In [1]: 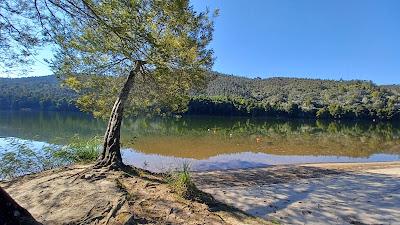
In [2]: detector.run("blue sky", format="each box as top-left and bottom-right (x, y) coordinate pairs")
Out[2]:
(5, 0), (400, 84)
(192, 0), (400, 84)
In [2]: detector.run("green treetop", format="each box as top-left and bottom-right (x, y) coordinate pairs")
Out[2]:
(48, 0), (217, 118)
(35, 0), (217, 168)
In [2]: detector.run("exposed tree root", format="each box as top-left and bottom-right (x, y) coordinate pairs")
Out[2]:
(77, 201), (112, 225)
(3, 165), (269, 225)
(105, 197), (127, 225)
(69, 163), (136, 183)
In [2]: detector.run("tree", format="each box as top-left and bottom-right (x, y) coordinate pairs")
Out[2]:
(43, 0), (216, 169)
(0, 0), (46, 74)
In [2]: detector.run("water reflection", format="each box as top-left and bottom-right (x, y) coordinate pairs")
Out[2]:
(122, 151), (400, 172)
(1, 111), (400, 171)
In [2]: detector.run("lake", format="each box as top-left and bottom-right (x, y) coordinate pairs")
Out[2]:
(1, 111), (400, 171)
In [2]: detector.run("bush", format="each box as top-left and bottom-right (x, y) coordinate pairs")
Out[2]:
(52, 136), (101, 163)
(165, 163), (197, 199)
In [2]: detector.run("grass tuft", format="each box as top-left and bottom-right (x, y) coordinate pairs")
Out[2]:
(165, 162), (198, 199)
(52, 136), (101, 163)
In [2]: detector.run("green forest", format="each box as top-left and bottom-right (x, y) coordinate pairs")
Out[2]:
(1, 74), (400, 120)
(0, 76), (78, 111)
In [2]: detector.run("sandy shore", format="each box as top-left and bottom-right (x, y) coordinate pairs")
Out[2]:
(193, 161), (400, 225)
(2, 165), (268, 225)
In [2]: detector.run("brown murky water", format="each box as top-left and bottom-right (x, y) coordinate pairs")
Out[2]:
(1, 111), (400, 171)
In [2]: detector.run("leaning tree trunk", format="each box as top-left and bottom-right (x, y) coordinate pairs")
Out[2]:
(95, 61), (144, 169)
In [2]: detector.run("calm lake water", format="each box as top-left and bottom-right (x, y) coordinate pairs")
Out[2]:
(1, 111), (400, 171)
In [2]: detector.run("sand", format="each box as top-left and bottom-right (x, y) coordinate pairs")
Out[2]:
(3, 162), (399, 224)
(2, 165), (269, 225)
(193, 162), (400, 225)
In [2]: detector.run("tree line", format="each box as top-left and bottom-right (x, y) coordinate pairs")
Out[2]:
(1, 73), (400, 120)
(0, 76), (78, 111)
(188, 73), (400, 120)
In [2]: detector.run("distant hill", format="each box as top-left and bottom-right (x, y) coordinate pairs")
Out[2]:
(202, 73), (399, 102)
(191, 73), (400, 119)
(1, 74), (400, 120)
(0, 75), (77, 111)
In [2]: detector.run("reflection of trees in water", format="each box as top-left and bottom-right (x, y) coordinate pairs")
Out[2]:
(1, 111), (400, 158)
(122, 116), (400, 139)
(122, 117), (400, 158)
(0, 111), (105, 144)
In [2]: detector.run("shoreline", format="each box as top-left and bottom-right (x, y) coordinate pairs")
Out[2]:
(2, 161), (399, 224)
(299, 160), (400, 170)
(193, 161), (400, 225)
(186, 160), (400, 174)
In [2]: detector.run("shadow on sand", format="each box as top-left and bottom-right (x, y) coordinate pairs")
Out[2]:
(194, 165), (400, 225)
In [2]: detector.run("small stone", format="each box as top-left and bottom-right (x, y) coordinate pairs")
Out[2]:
(13, 210), (21, 217)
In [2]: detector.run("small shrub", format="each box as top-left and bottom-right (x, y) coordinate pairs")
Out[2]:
(165, 163), (197, 199)
(52, 136), (101, 163)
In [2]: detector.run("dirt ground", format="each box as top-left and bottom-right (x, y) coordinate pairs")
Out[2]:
(1, 165), (269, 225)
(193, 162), (400, 225)
(3, 162), (399, 225)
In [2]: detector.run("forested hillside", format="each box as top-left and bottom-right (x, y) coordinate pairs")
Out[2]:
(0, 76), (78, 111)
(189, 73), (400, 120)
(1, 74), (400, 120)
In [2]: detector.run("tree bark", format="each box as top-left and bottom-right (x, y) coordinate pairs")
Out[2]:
(0, 187), (41, 225)
(95, 61), (144, 169)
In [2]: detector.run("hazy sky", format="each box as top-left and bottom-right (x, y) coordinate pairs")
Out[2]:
(5, 0), (400, 84)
